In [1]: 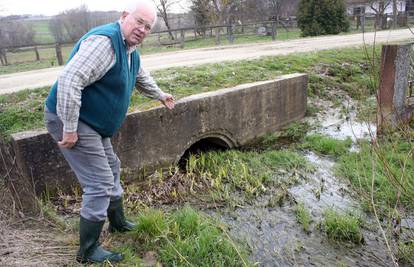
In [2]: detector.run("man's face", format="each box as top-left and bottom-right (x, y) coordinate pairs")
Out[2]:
(120, 6), (154, 47)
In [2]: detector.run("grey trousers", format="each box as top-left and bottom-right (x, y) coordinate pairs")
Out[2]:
(44, 109), (123, 222)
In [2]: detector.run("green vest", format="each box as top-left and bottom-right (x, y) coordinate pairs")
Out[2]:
(45, 22), (140, 137)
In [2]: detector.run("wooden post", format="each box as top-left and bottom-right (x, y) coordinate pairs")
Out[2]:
(215, 27), (221, 45)
(55, 43), (64, 66)
(227, 25), (234, 44)
(0, 48), (7, 66)
(377, 43), (413, 134)
(180, 29), (185, 49)
(34, 46), (40, 61)
(271, 22), (277, 41)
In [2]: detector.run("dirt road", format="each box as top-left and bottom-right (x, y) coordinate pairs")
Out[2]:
(0, 29), (412, 95)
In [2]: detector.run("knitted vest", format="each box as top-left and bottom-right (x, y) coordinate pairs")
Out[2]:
(45, 22), (140, 137)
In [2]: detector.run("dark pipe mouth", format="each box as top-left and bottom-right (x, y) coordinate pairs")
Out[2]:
(178, 137), (230, 171)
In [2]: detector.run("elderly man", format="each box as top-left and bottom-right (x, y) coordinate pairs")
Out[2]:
(44, 0), (174, 263)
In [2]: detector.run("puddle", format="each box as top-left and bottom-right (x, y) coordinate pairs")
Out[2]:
(289, 152), (358, 216)
(308, 96), (376, 142)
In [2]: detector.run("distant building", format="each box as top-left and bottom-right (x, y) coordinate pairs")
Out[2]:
(346, 0), (406, 15)
(407, 0), (414, 15)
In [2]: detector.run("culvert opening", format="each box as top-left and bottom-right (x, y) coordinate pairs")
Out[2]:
(178, 137), (230, 171)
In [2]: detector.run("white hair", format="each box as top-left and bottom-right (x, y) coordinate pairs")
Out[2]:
(124, 0), (158, 26)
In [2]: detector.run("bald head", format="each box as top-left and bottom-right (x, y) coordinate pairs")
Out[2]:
(123, 0), (157, 27)
(120, 0), (158, 47)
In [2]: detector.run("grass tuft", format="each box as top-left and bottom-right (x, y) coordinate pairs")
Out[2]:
(123, 206), (248, 266)
(294, 202), (312, 233)
(302, 134), (352, 157)
(323, 209), (363, 244)
(133, 209), (169, 243)
(397, 240), (414, 265)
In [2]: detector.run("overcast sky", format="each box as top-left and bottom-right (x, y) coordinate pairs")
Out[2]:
(0, 0), (190, 16)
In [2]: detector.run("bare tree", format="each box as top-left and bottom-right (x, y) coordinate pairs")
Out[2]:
(210, 0), (239, 24)
(0, 24), (7, 65)
(61, 5), (91, 42)
(268, 0), (282, 22)
(191, 0), (212, 36)
(369, 0), (391, 29)
(392, 0), (397, 28)
(153, 0), (182, 40)
(0, 19), (35, 65)
(49, 17), (67, 43)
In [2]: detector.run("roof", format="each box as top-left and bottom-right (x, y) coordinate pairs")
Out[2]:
(346, 0), (370, 4)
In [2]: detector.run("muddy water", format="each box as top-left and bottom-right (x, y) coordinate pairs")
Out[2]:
(208, 98), (398, 266)
(209, 152), (393, 266)
(308, 96), (377, 142)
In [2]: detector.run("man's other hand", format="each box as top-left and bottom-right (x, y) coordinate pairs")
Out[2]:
(160, 93), (175, 110)
(58, 132), (78, 149)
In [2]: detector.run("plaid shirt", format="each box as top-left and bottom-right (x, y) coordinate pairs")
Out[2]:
(57, 28), (165, 133)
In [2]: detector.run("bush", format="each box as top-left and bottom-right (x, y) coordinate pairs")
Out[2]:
(297, 0), (350, 37)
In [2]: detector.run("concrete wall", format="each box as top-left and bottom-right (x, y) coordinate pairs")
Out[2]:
(10, 73), (307, 201)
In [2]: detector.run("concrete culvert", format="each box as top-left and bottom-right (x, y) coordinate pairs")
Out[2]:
(9, 75), (308, 211)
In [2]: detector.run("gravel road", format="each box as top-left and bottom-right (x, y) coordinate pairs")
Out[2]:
(0, 29), (411, 95)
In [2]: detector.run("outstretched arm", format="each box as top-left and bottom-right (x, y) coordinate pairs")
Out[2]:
(135, 67), (175, 109)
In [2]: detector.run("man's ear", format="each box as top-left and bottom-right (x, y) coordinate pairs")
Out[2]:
(121, 11), (129, 21)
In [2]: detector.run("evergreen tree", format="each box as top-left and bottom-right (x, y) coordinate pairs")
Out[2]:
(297, 0), (349, 36)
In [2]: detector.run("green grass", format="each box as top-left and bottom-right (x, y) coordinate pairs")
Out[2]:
(0, 44), (73, 74)
(301, 134), (353, 157)
(397, 240), (414, 265)
(0, 87), (49, 139)
(323, 209), (363, 244)
(23, 20), (55, 44)
(185, 149), (312, 204)
(336, 135), (414, 214)
(294, 202), (312, 233)
(246, 122), (310, 151)
(117, 206), (249, 266)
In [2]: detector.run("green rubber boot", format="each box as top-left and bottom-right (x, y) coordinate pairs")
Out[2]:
(76, 216), (123, 264)
(107, 198), (136, 233)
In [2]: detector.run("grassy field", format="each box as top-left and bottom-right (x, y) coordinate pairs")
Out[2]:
(22, 19), (55, 44)
(1, 46), (413, 265)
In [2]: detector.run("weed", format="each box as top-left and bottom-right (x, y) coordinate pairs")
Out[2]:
(323, 209), (363, 244)
(397, 240), (414, 265)
(122, 206), (248, 266)
(132, 209), (169, 246)
(38, 200), (68, 230)
(336, 137), (414, 215)
(282, 122), (310, 142)
(301, 134), (352, 157)
(294, 202), (312, 233)
(185, 149), (311, 204)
